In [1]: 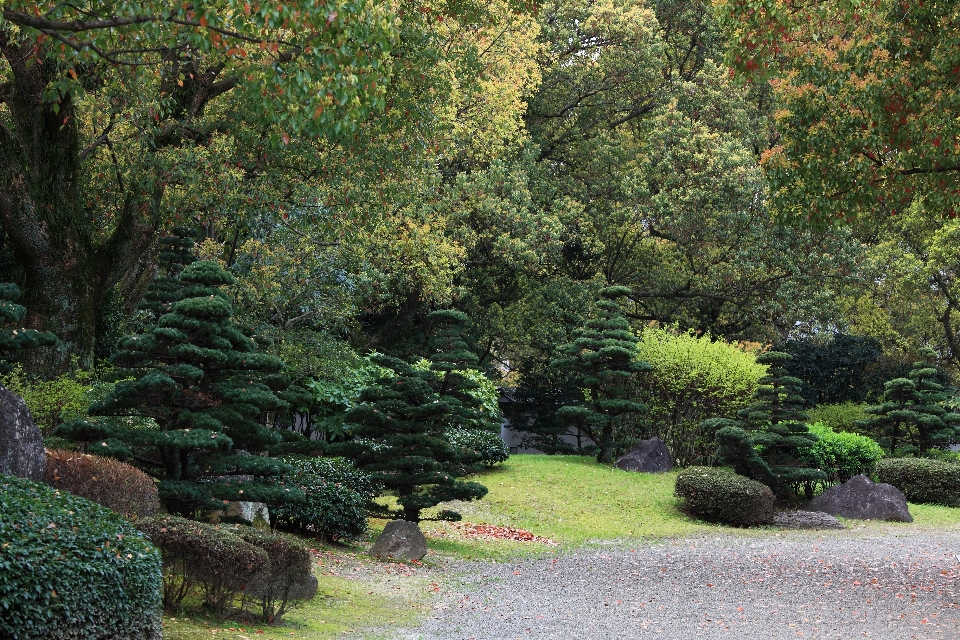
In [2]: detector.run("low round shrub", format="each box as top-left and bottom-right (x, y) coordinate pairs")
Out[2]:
(236, 529), (315, 624)
(136, 515), (269, 619)
(876, 457), (960, 506)
(271, 456), (378, 541)
(0, 474), (162, 639)
(797, 423), (884, 484)
(674, 466), (775, 527)
(446, 427), (510, 467)
(44, 449), (159, 517)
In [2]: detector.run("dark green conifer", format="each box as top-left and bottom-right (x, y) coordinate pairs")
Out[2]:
(425, 309), (502, 433)
(328, 354), (487, 523)
(0, 282), (57, 374)
(551, 286), (650, 463)
(707, 351), (825, 498)
(857, 347), (960, 455)
(58, 250), (296, 515)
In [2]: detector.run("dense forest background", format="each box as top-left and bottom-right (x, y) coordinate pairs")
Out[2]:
(3, 0), (959, 429)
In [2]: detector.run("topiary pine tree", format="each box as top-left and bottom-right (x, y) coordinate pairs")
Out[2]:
(706, 351), (825, 499)
(551, 286), (651, 463)
(327, 354), (488, 523)
(424, 309), (503, 434)
(857, 347), (960, 456)
(57, 255), (297, 516)
(0, 282), (57, 374)
(138, 226), (198, 319)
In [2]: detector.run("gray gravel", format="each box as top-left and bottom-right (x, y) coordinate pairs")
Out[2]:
(400, 531), (960, 639)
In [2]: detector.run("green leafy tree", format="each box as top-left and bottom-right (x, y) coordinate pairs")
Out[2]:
(707, 351), (825, 498)
(327, 354), (487, 523)
(0, 282), (57, 374)
(552, 286), (651, 463)
(0, 0), (398, 374)
(57, 258), (296, 515)
(857, 348), (960, 456)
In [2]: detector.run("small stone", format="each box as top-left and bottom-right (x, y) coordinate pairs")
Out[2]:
(0, 384), (44, 481)
(772, 510), (844, 530)
(805, 474), (912, 523)
(614, 437), (673, 473)
(369, 520), (427, 561)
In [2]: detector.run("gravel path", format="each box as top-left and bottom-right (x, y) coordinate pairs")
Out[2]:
(401, 531), (960, 639)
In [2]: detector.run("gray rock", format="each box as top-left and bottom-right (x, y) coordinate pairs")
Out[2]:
(287, 574), (319, 601)
(0, 384), (44, 481)
(369, 520), (427, 561)
(773, 510), (845, 530)
(614, 437), (673, 473)
(805, 474), (912, 522)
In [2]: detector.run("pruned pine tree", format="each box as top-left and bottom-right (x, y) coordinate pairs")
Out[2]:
(0, 283), (57, 374)
(857, 347), (960, 456)
(328, 354), (487, 523)
(58, 257), (296, 516)
(552, 286), (650, 463)
(138, 227), (198, 319)
(708, 351), (825, 498)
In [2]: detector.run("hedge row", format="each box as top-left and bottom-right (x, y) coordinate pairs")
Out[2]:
(877, 458), (960, 507)
(0, 474), (162, 639)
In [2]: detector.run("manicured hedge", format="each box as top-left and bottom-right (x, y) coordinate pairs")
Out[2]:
(136, 515), (269, 619)
(236, 529), (314, 623)
(877, 457), (960, 506)
(271, 456), (377, 541)
(797, 423), (884, 484)
(44, 449), (159, 517)
(0, 474), (162, 639)
(674, 466), (775, 527)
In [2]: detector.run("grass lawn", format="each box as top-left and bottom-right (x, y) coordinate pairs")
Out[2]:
(163, 454), (960, 639)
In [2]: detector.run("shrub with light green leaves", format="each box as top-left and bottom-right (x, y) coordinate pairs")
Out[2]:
(635, 328), (766, 466)
(271, 456), (378, 541)
(797, 423), (884, 484)
(877, 457), (960, 507)
(806, 402), (871, 435)
(0, 474), (162, 639)
(674, 466), (775, 527)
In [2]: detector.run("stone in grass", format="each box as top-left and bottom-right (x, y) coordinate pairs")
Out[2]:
(805, 474), (912, 523)
(614, 437), (673, 473)
(773, 510), (844, 530)
(0, 385), (44, 481)
(369, 520), (428, 561)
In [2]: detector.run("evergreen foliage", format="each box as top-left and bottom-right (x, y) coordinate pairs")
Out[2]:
(424, 309), (503, 433)
(856, 348), (960, 455)
(706, 351), (825, 498)
(674, 466), (775, 527)
(551, 286), (650, 463)
(773, 334), (884, 405)
(57, 238), (298, 515)
(0, 282), (56, 374)
(327, 354), (487, 523)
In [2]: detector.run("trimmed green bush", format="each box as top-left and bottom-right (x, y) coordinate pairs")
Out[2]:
(876, 458), (960, 507)
(797, 423), (884, 484)
(0, 474), (162, 639)
(236, 529), (314, 624)
(446, 427), (510, 468)
(634, 328), (766, 467)
(271, 456), (378, 541)
(136, 515), (269, 619)
(674, 466), (775, 527)
(44, 449), (160, 518)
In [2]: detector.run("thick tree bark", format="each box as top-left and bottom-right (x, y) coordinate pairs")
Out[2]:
(0, 38), (158, 375)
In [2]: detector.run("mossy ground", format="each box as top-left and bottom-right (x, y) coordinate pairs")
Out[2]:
(163, 454), (960, 639)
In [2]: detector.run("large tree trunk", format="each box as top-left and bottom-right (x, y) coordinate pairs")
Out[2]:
(0, 38), (158, 376)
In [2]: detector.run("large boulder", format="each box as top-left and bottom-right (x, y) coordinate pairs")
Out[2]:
(615, 437), (673, 473)
(369, 520), (427, 561)
(805, 474), (912, 522)
(0, 384), (44, 481)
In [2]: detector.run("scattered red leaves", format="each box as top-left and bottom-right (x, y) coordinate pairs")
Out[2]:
(444, 521), (557, 545)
